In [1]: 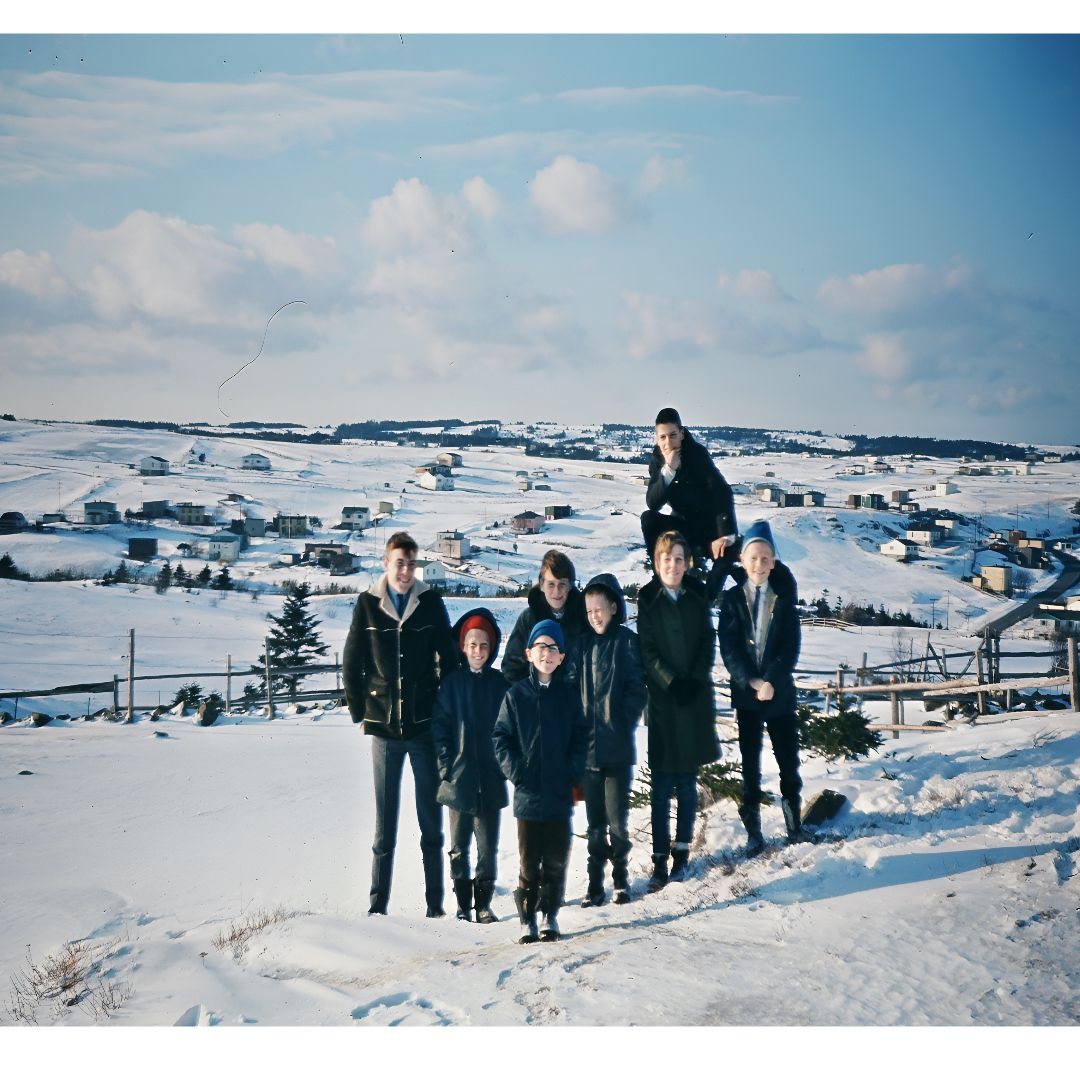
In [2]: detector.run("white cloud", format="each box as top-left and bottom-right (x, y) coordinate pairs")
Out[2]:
(233, 224), (339, 277)
(717, 268), (791, 303)
(530, 156), (626, 236)
(818, 262), (933, 312)
(461, 176), (502, 221)
(363, 177), (472, 254)
(0, 249), (69, 299)
(551, 85), (794, 107)
(423, 130), (683, 162)
(855, 333), (910, 380)
(638, 154), (688, 194)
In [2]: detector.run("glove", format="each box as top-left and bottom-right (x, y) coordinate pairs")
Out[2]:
(670, 676), (700, 707)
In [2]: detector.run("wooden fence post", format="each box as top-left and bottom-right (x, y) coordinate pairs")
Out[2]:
(1069, 637), (1080, 712)
(226, 653), (232, 713)
(127, 628), (135, 722)
(975, 647), (987, 716)
(113, 674), (120, 715)
(890, 691), (901, 740)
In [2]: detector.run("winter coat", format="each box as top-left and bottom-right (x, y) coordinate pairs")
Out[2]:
(636, 574), (721, 774)
(492, 672), (589, 821)
(718, 564), (801, 715)
(501, 584), (588, 684)
(342, 575), (458, 740)
(432, 608), (510, 815)
(645, 429), (737, 544)
(574, 573), (647, 770)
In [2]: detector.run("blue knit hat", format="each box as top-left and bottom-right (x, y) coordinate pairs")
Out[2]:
(741, 519), (777, 555)
(527, 619), (565, 652)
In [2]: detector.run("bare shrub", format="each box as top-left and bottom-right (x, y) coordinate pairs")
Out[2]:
(211, 905), (292, 960)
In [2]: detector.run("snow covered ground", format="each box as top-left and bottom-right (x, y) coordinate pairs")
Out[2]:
(2, 419), (1079, 1045)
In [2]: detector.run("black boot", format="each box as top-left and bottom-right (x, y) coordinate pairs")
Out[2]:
(452, 878), (473, 921)
(580, 869), (606, 908)
(513, 887), (539, 944)
(646, 855), (669, 893)
(474, 879), (498, 924)
(669, 846), (691, 882)
(539, 883), (562, 942)
(739, 802), (766, 857)
(782, 797), (808, 843)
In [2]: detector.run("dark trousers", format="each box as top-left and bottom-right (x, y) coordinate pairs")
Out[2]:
(583, 765), (633, 888)
(370, 733), (444, 912)
(640, 509), (735, 597)
(516, 818), (572, 900)
(448, 808), (500, 882)
(650, 770), (698, 856)
(737, 708), (803, 808)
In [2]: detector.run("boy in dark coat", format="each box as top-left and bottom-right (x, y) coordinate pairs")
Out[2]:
(432, 608), (510, 923)
(640, 407), (738, 596)
(493, 619), (589, 943)
(342, 532), (458, 917)
(575, 573), (647, 906)
(501, 549), (588, 684)
(637, 532), (721, 892)
(717, 520), (804, 855)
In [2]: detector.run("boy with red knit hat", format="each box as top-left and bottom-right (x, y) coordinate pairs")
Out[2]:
(432, 607), (510, 922)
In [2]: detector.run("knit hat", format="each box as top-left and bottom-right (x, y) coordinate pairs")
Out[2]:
(458, 612), (496, 650)
(654, 407), (682, 428)
(741, 519), (777, 555)
(527, 619), (565, 652)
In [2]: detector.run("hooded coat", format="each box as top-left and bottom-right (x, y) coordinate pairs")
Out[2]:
(342, 575), (458, 740)
(636, 574), (721, 773)
(575, 574), (647, 770)
(645, 428), (737, 545)
(432, 608), (510, 816)
(501, 584), (588, 684)
(492, 669), (589, 822)
(717, 563), (801, 714)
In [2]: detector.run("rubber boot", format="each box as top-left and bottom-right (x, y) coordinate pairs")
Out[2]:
(452, 878), (473, 921)
(646, 855), (669, 894)
(539, 883), (562, 942)
(669, 846), (691, 882)
(782, 796), (808, 844)
(580, 868), (606, 908)
(513, 887), (539, 944)
(474, 879), (498, 924)
(739, 802), (766, 857)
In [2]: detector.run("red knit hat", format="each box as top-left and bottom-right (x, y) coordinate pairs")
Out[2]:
(459, 613), (496, 650)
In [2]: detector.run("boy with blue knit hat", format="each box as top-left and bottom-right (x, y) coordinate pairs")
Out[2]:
(717, 519), (805, 855)
(493, 619), (589, 943)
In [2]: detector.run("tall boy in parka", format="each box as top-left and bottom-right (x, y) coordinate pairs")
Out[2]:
(432, 608), (509, 923)
(575, 574), (647, 906)
(637, 531), (721, 893)
(493, 619), (589, 944)
(502, 549), (588, 684)
(342, 531), (458, 917)
(717, 520), (804, 856)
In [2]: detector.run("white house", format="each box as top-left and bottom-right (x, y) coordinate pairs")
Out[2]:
(208, 532), (241, 563)
(341, 506), (371, 529)
(880, 539), (917, 562)
(84, 500), (120, 525)
(932, 481), (959, 497)
(905, 527), (942, 547)
(516, 477), (533, 492)
(420, 472), (454, 491)
(242, 452), (271, 471)
(436, 451), (462, 469)
(139, 455), (170, 476)
(415, 559), (447, 584)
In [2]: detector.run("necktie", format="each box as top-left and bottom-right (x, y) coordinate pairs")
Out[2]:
(753, 586), (762, 635)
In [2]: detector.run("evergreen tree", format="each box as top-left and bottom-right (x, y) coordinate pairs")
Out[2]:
(172, 682), (204, 708)
(798, 697), (884, 763)
(0, 553), (26, 580)
(173, 562), (189, 588)
(213, 565), (233, 591)
(114, 560), (131, 585)
(255, 582), (329, 700)
(197, 563), (213, 587)
(155, 561), (173, 593)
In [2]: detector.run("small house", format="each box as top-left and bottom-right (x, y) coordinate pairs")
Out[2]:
(973, 565), (1013, 597)
(242, 452), (271, 471)
(758, 485), (784, 505)
(420, 472), (454, 492)
(545, 505), (573, 521)
(0, 511), (29, 534)
(208, 532), (241, 564)
(511, 511), (545, 535)
(176, 503), (211, 527)
(141, 500), (170, 519)
(516, 477), (533, 492)
(890, 489), (912, 506)
(782, 491), (823, 508)
(274, 514), (309, 538)
(228, 516), (265, 538)
(128, 537), (158, 560)
(340, 506), (371, 530)
(437, 531), (471, 560)
(905, 527), (942, 547)
(436, 452), (463, 469)
(415, 559), (447, 584)
(846, 493), (886, 511)
(378, 500), (396, 516)
(139, 455), (170, 476)
(880, 539), (917, 562)
(591, 472), (615, 481)
(416, 463), (452, 478)
(932, 481), (959, 497)
(84, 501), (120, 525)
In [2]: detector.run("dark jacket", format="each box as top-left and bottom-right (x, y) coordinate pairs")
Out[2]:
(342, 576), (458, 740)
(432, 608), (510, 815)
(645, 429), (737, 544)
(636, 574), (720, 773)
(718, 565), (801, 715)
(501, 584), (588, 684)
(575, 574), (646, 770)
(492, 671), (589, 821)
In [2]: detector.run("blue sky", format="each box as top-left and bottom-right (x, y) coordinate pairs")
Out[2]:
(1, 31), (1078, 442)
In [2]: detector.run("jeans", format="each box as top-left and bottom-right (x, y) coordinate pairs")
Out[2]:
(448, 808), (501, 882)
(370, 733), (444, 913)
(650, 770), (698, 856)
(583, 765), (633, 889)
(737, 708), (803, 808)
